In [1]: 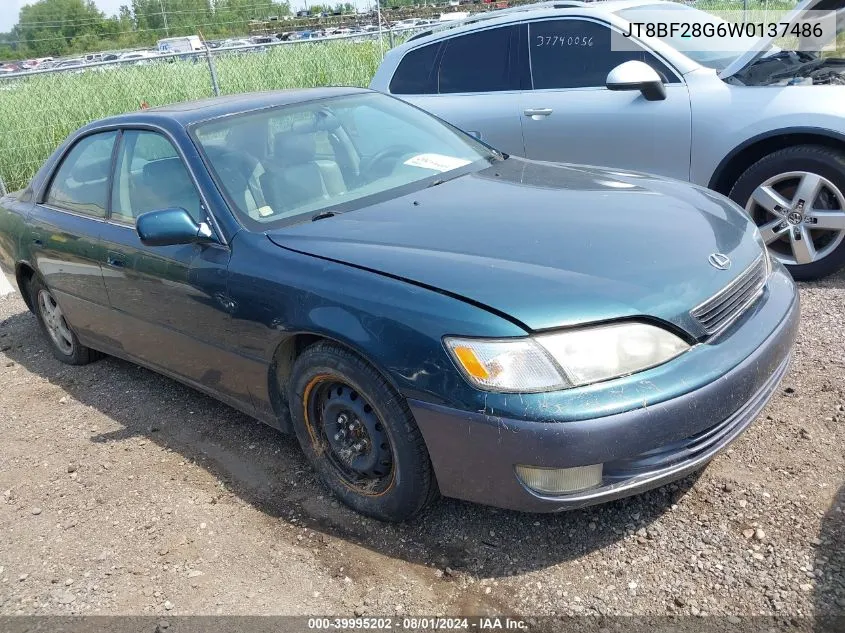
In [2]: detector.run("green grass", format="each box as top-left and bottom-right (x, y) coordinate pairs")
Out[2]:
(0, 2), (841, 193)
(0, 38), (384, 193)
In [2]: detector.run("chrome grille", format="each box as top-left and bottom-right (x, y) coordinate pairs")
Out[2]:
(691, 255), (767, 337)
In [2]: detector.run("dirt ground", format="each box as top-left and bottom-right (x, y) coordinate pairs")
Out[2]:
(0, 270), (842, 619)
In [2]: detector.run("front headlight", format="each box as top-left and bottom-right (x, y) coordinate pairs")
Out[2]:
(445, 322), (689, 393)
(752, 226), (774, 277)
(535, 322), (689, 387)
(443, 337), (567, 392)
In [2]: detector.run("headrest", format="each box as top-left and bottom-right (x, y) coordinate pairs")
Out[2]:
(274, 132), (316, 166)
(143, 158), (189, 192)
(226, 119), (268, 156)
(289, 109), (341, 134)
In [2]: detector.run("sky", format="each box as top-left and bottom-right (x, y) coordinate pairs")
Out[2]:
(0, 0), (127, 32)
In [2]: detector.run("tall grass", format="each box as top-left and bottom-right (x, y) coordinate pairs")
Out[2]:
(0, 38), (383, 193)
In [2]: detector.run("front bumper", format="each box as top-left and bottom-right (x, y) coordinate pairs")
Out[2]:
(409, 274), (799, 513)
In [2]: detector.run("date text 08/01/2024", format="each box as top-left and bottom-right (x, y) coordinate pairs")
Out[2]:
(307, 617), (529, 630)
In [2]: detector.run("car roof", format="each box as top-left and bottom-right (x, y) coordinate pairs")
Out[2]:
(403, 0), (672, 46)
(91, 87), (372, 129)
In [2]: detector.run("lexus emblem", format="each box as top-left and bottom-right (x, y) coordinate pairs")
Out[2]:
(708, 253), (731, 270)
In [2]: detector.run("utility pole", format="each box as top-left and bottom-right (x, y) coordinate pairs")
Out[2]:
(377, 0), (384, 57)
(159, 0), (170, 36)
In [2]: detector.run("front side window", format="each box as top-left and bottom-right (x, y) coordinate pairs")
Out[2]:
(110, 131), (202, 224)
(46, 131), (117, 217)
(438, 26), (520, 93)
(192, 92), (499, 230)
(529, 19), (677, 90)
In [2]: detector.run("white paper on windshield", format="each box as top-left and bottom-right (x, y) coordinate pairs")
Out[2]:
(404, 153), (471, 172)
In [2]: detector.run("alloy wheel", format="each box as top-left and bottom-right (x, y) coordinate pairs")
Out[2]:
(37, 289), (75, 356)
(745, 170), (845, 266)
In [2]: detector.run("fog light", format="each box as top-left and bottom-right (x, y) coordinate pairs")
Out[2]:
(515, 464), (603, 495)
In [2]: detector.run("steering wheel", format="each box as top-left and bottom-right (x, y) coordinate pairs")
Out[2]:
(359, 144), (416, 180)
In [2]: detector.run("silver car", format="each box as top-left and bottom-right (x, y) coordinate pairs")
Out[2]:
(370, 0), (845, 279)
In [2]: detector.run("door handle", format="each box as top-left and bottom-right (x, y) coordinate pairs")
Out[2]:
(524, 108), (553, 118)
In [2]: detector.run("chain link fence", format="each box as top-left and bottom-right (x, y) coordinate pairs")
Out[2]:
(0, 0), (806, 194)
(0, 28), (423, 195)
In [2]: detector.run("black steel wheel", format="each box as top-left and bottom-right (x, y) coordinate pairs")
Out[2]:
(288, 342), (438, 521)
(308, 380), (395, 495)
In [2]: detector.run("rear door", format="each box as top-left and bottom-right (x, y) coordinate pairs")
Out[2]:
(388, 25), (528, 156)
(98, 129), (246, 408)
(519, 17), (692, 180)
(29, 130), (116, 347)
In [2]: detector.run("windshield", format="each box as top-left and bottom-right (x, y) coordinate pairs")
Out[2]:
(192, 92), (498, 229)
(615, 3), (764, 70)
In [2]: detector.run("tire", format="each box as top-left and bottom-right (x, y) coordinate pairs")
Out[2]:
(288, 341), (438, 522)
(29, 275), (96, 366)
(729, 145), (845, 281)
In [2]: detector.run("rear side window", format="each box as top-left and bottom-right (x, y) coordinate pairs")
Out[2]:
(529, 19), (678, 90)
(46, 131), (117, 218)
(389, 44), (440, 94)
(438, 26), (519, 94)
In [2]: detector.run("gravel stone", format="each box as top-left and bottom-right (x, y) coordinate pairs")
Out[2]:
(0, 273), (842, 617)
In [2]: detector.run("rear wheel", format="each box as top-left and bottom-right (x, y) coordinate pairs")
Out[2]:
(729, 145), (845, 281)
(288, 342), (438, 522)
(29, 276), (96, 365)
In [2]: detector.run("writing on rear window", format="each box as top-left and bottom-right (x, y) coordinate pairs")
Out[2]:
(535, 35), (594, 47)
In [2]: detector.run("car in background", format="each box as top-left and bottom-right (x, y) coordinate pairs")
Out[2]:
(370, 0), (845, 280)
(84, 52), (118, 63)
(55, 59), (85, 70)
(0, 88), (797, 521)
(220, 38), (253, 48)
(118, 50), (160, 65)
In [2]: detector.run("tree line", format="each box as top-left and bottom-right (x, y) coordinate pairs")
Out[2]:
(0, 0), (383, 60)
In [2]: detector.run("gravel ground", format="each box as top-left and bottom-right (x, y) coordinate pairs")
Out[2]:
(0, 272), (842, 619)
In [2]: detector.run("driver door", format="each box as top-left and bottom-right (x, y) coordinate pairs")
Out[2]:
(519, 18), (692, 181)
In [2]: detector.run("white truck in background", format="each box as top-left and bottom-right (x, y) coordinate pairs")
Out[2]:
(156, 35), (205, 54)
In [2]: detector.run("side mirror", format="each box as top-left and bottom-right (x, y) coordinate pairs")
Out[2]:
(606, 60), (666, 101)
(136, 208), (215, 247)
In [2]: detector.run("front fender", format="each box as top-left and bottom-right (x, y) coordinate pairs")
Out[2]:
(225, 232), (527, 410)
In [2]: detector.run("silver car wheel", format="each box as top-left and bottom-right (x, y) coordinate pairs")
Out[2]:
(746, 170), (845, 266)
(37, 289), (75, 356)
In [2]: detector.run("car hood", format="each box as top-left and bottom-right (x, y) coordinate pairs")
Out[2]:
(267, 158), (763, 334)
(719, 0), (845, 79)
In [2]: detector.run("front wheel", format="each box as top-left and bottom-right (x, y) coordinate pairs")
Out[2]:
(288, 342), (438, 522)
(730, 145), (845, 281)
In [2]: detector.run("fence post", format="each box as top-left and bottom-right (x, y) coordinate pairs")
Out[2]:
(0, 173), (7, 197)
(388, 26), (395, 48)
(205, 47), (221, 97)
